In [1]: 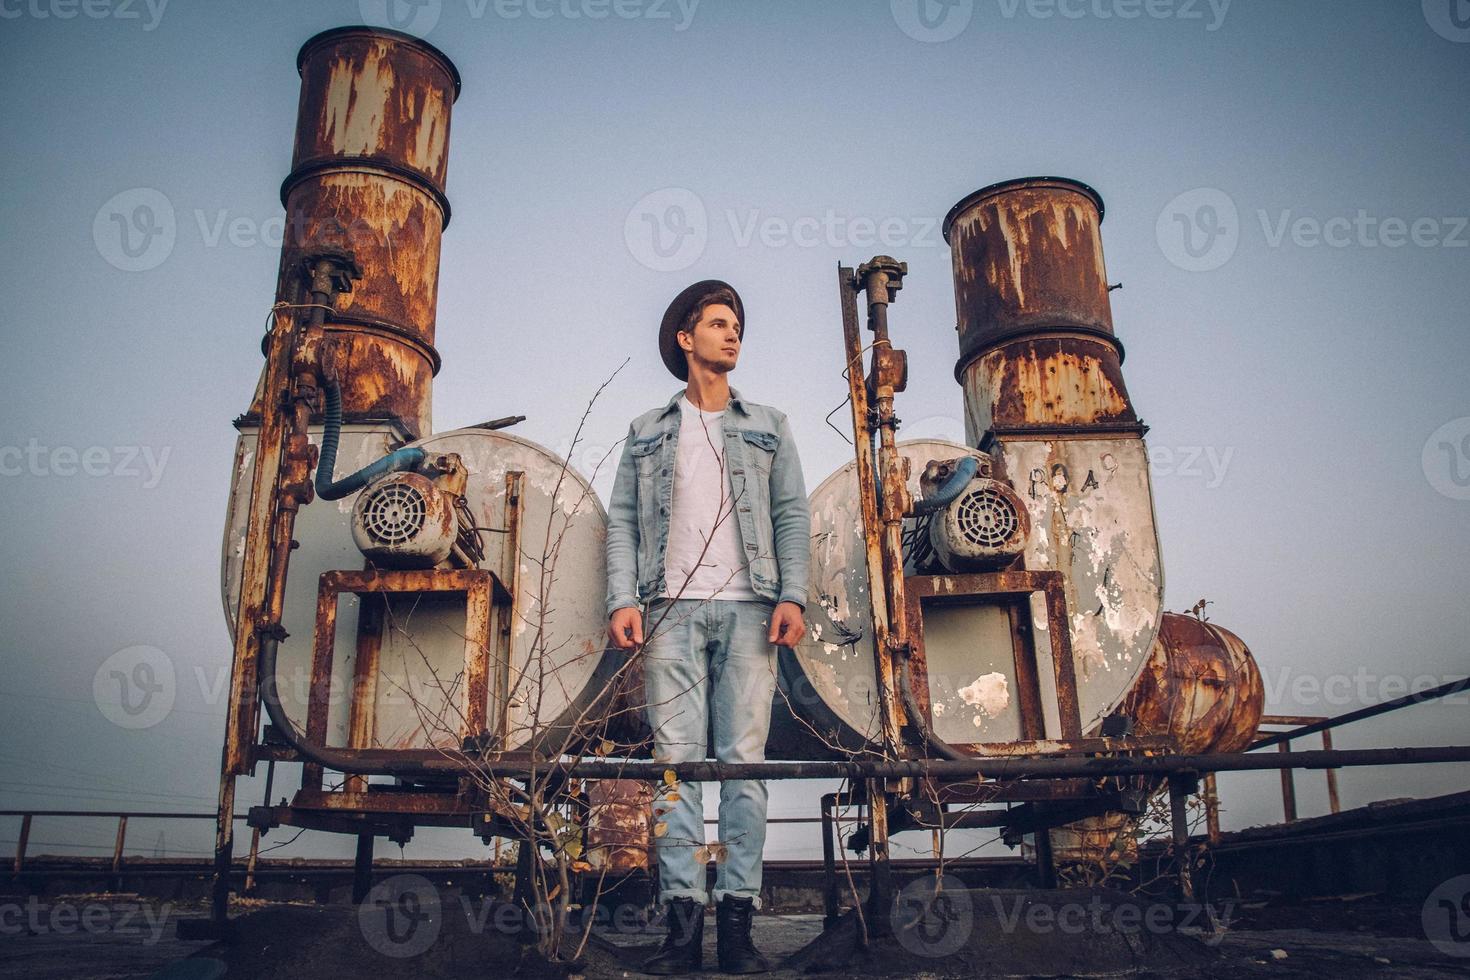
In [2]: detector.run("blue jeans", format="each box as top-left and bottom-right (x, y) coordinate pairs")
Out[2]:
(641, 597), (778, 910)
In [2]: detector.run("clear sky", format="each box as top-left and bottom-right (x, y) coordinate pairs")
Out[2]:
(0, 0), (1466, 865)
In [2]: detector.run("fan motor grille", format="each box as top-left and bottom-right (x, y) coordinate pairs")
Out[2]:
(361, 481), (427, 545)
(954, 485), (1019, 549)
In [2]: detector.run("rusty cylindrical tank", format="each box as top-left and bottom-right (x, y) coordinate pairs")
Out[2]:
(251, 25), (460, 439)
(940, 178), (1165, 734)
(943, 176), (1140, 438)
(1121, 612), (1265, 755)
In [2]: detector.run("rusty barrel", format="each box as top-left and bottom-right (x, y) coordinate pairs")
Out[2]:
(267, 25), (461, 438)
(1121, 613), (1265, 755)
(943, 177), (1142, 440)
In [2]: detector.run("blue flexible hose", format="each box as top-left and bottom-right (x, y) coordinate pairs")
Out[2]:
(314, 375), (425, 501)
(910, 455), (978, 516)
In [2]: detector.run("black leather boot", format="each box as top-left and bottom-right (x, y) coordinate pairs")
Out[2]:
(640, 897), (704, 975)
(716, 894), (771, 974)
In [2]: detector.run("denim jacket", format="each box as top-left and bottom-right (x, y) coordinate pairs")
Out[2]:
(605, 387), (810, 617)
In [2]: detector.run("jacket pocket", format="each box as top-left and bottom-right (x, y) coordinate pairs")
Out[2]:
(740, 428), (779, 476)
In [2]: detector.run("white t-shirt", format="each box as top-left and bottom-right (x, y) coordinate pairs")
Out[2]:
(660, 394), (758, 602)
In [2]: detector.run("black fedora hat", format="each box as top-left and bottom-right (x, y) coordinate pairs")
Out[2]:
(659, 279), (745, 381)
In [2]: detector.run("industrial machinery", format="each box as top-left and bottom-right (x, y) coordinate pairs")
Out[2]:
(198, 24), (1268, 941)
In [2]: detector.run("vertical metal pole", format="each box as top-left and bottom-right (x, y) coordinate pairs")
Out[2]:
(1321, 730), (1340, 814)
(353, 833), (375, 903)
(1203, 771), (1221, 844)
(820, 793), (839, 927)
(1277, 739), (1297, 822)
(1033, 826), (1057, 889)
(13, 814), (31, 875)
(1169, 774), (1195, 903)
(111, 815), (128, 892)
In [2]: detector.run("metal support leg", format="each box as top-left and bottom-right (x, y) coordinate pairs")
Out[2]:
(1033, 823), (1057, 889)
(820, 793), (838, 927)
(1169, 773), (1195, 904)
(353, 833), (375, 903)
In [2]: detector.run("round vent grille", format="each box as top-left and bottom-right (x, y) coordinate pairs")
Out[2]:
(361, 481), (427, 545)
(954, 485), (1019, 549)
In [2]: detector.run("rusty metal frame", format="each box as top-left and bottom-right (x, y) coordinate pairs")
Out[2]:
(301, 567), (509, 792)
(902, 569), (1083, 745)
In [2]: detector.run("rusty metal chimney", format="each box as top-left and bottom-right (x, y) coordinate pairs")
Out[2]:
(256, 26), (460, 439)
(942, 177), (1142, 446)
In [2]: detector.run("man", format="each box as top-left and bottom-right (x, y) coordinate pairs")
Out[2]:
(605, 279), (810, 975)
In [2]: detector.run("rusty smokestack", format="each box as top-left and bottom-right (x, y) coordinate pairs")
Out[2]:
(942, 177), (1143, 446)
(256, 26), (460, 439)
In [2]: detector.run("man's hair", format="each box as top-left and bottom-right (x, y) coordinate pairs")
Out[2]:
(679, 286), (742, 339)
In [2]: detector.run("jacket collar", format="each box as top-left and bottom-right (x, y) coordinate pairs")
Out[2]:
(659, 385), (750, 418)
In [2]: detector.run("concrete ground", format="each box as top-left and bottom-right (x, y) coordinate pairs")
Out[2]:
(1, 893), (1467, 979)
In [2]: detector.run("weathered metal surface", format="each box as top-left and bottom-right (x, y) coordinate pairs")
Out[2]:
(902, 571), (1082, 745)
(771, 439), (961, 758)
(367, 428), (616, 757)
(777, 439), (1144, 754)
(943, 177), (1116, 373)
(290, 26), (459, 191)
(265, 27), (459, 440)
(961, 336), (1141, 439)
(586, 779), (653, 872)
(305, 564), (499, 758)
(1120, 613), (1265, 755)
(992, 436), (1164, 736)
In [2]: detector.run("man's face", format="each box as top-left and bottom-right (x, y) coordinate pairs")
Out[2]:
(679, 302), (742, 375)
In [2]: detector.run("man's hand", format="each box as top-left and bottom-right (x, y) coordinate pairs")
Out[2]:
(607, 606), (644, 651)
(768, 601), (805, 646)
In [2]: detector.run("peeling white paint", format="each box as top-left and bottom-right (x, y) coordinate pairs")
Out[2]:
(958, 672), (1010, 717)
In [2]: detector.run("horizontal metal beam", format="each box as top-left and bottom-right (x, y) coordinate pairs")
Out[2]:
(415, 744), (1470, 782)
